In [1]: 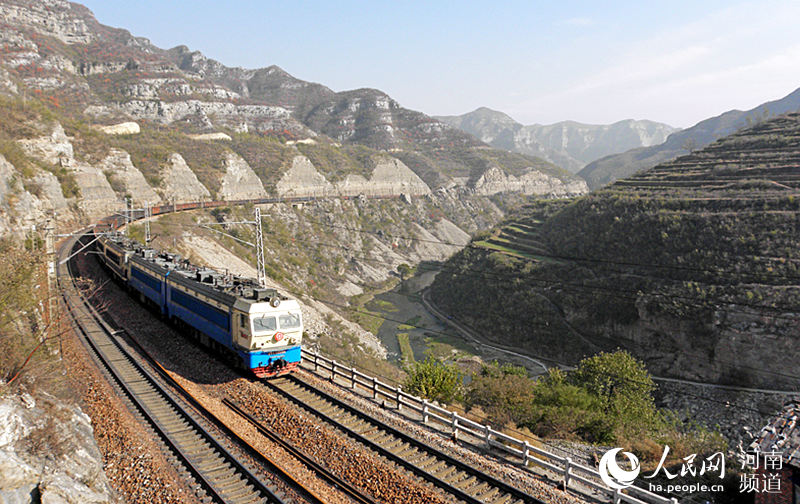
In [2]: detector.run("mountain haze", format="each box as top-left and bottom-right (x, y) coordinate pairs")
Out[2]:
(437, 107), (677, 173)
(579, 87), (800, 189)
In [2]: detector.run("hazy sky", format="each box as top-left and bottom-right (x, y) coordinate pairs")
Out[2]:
(79, 0), (800, 128)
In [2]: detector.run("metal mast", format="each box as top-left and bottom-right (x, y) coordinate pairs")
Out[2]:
(144, 201), (151, 245)
(254, 206), (267, 288)
(125, 197), (130, 237)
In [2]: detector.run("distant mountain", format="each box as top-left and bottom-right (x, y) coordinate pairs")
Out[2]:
(436, 107), (678, 173)
(579, 87), (800, 189)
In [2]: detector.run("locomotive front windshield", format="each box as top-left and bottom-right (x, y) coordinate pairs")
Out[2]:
(278, 312), (301, 329)
(252, 316), (276, 332)
(252, 311), (302, 334)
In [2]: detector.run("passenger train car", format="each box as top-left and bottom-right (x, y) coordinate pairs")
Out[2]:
(96, 232), (303, 377)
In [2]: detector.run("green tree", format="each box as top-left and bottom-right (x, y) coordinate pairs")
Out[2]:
(568, 350), (658, 438)
(465, 361), (533, 426)
(397, 263), (412, 280)
(403, 357), (463, 404)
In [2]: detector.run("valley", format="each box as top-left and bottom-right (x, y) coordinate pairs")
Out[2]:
(0, 1), (798, 503)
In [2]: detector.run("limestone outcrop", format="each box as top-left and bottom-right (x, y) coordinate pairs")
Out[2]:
(85, 100), (308, 136)
(98, 149), (160, 204)
(218, 153), (267, 200)
(16, 123), (120, 220)
(471, 166), (588, 197)
(16, 123), (73, 166)
(157, 153), (211, 202)
(337, 158), (431, 197)
(189, 132), (232, 141)
(0, 394), (113, 504)
(0, 1), (95, 45)
(94, 122), (140, 136)
(71, 161), (122, 219)
(276, 155), (334, 198)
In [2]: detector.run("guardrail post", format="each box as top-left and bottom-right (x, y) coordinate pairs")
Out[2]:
(372, 376), (378, 399)
(564, 457), (572, 491)
(422, 400), (429, 424)
(612, 488), (621, 504)
(670, 499), (678, 504)
(484, 424), (491, 447)
(396, 385), (402, 410)
(350, 367), (356, 389)
(331, 360), (336, 382)
(523, 441), (531, 467)
(451, 411), (459, 441)
(314, 351), (319, 372)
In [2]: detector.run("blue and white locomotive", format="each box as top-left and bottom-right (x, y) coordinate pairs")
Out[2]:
(96, 232), (303, 377)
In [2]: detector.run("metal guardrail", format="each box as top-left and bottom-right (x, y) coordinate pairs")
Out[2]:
(301, 349), (679, 504)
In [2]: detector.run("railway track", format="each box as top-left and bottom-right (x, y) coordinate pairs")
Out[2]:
(58, 232), (287, 504)
(264, 374), (545, 504)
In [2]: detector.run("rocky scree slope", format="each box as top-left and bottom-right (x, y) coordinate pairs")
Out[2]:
(579, 86), (800, 189)
(438, 107), (678, 174)
(430, 112), (800, 389)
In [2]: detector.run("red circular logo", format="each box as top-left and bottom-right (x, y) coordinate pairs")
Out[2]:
(274, 332), (284, 342)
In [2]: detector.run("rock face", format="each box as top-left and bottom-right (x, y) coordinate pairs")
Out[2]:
(276, 155), (434, 199)
(471, 166), (588, 196)
(0, 1), (95, 45)
(337, 158), (431, 197)
(0, 393), (113, 504)
(98, 149), (160, 204)
(157, 153), (211, 202)
(85, 100), (309, 136)
(17, 123), (120, 220)
(276, 155), (334, 197)
(71, 161), (121, 219)
(218, 153), (267, 200)
(16, 123), (74, 166)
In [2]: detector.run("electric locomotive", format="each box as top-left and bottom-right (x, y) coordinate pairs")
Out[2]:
(96, 232), (303, 377)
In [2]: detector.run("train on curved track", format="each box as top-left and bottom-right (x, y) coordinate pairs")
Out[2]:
(94, 198), (308, 377)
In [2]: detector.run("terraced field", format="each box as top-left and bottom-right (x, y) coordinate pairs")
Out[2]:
(473, 201), (571, 261)
(431, 113), (800, 387)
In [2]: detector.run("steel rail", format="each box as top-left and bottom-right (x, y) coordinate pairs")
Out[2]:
(264, 374), (547, 504)
(58, 231), (287, 504)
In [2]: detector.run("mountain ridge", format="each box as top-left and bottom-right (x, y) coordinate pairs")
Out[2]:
(436, 107), (678, 173)
(578, 86), (800, 188)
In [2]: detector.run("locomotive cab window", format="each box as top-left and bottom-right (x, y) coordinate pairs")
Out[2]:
(278, 312), (301, 330)
(239, 314), (248, 328)
(252, 316), (277, 333)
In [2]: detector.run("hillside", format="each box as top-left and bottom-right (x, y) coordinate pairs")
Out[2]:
(437, 107), (677, 173)
(430, 112), (800, 388)
(0, 0), (586, 231)
(579, 87), (800, 189)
